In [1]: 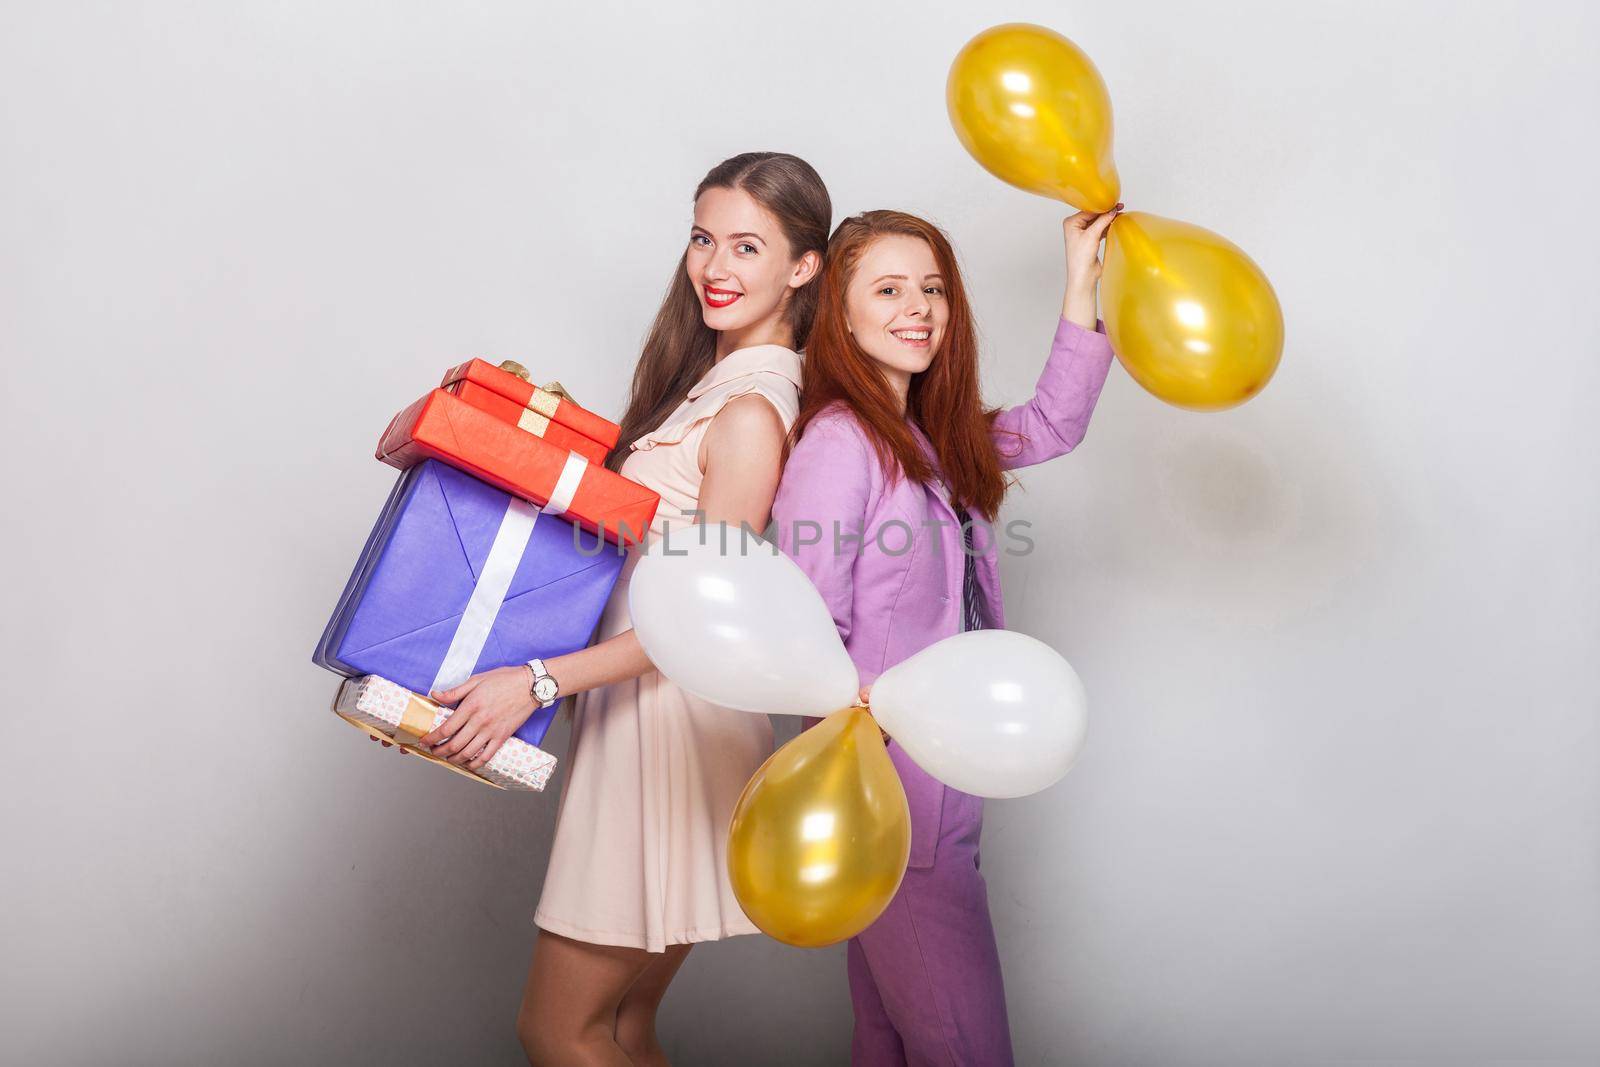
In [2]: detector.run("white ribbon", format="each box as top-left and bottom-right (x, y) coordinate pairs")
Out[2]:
(428, 452), (589, 694)
(543, 453), (587, 517)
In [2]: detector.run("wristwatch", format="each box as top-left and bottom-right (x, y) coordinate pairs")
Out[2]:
(526, 658), (560, 708)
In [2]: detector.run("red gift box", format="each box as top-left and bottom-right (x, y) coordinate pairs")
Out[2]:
(377, 390), (659, 546)
(441, 360), (621, 452)
(450, 380), (611, 465)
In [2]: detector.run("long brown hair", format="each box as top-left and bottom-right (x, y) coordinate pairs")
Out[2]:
(793, 210), (1008, 520)
(606, 152), (832, 471)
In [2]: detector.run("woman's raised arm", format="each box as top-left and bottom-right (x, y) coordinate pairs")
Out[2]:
(992, 210), (1121, 471)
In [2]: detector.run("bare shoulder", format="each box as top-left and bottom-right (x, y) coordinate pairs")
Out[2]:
(710, 391), (790, 441)
(699, 392), (787, 472)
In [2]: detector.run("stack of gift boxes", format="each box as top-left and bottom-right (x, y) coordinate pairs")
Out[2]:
(314, 359), (660, 790)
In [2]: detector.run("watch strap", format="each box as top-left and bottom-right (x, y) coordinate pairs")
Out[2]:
(526, 658), (558, 709)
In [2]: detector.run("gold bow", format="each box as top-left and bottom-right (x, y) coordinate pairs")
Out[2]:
(495, 360), (574, 404)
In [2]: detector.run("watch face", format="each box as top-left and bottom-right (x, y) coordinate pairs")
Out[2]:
(533, 676), (559, 703)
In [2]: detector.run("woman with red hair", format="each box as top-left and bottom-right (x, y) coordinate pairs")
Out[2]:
(772, 205), (1121, 1065)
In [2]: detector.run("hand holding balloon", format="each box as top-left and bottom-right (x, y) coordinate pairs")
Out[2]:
(950, 22), (1284, 409)
(1062, 207), (1122, 330)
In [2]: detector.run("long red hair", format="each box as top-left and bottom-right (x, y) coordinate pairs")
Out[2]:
(793, 210), (1008, 520)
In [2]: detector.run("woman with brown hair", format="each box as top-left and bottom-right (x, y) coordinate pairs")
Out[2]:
(771, 205), (1121, 1065)
(412, 152), (832, 1065)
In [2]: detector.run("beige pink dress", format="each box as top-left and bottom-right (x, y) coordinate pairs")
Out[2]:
(534, 343), (801, 952)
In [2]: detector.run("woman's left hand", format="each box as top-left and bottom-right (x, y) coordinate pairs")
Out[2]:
(420, 666), (537, 771)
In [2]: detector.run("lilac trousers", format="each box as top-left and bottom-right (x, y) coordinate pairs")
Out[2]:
(847, 779), (1014, 1066)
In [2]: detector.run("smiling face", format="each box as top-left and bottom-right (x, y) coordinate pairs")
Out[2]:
(686, 185), (814, 345)
(842, 234), (949, 390)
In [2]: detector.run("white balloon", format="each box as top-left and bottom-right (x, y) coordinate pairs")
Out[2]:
(869, 630), (1087, 798)
(627, 525), (861, 716)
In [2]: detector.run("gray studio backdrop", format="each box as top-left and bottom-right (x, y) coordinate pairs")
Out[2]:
(3, 2), (1597, 1064)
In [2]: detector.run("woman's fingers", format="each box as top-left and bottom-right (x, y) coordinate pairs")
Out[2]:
(467, 734), (506, 772)
(419, 705), (468, 750)
(457, 731), (495, 768)
(1088, 207), (1122, 239)
(420, 687), (484, 748)
(430, 674), (481, 707)
(435, 692), (496, 762)
(1067, 204), (1125, 235)
(438, 718), (486, 764)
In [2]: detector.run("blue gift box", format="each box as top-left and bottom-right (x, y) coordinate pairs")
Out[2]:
(314, 460), (625, 746)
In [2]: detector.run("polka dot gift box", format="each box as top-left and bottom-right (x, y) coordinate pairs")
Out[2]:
(334, 674), (557, 791)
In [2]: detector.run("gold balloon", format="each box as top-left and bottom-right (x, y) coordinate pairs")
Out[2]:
(728, 708), (911, 948)
(1101, 212), (1284, 410)
(947, 23), (1121, 212)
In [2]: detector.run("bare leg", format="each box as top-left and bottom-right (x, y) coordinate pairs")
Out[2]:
(516, 929), (658, 1066)
(614, 944), (693, 1066)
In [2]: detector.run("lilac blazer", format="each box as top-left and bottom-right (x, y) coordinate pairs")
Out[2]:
(773, 317), (1115, 867)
